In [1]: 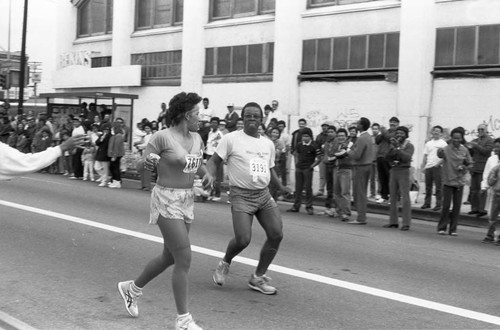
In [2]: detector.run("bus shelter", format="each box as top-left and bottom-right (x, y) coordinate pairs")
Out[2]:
(39, 91), (138, 149)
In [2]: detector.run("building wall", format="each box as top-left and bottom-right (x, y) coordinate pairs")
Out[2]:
(52, 0), (500, 169)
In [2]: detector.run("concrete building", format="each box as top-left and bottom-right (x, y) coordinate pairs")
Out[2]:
(54, 0), (500, 168)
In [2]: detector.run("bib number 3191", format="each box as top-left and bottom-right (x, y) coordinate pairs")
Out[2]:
(249, 158), (268, 182)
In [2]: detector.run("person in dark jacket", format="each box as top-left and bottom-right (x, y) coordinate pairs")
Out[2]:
(95, 123), (112, 186)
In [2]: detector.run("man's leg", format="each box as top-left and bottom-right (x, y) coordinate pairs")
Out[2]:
(470, 172), (481, 212)
(423, 168), (432, 207)
(254, 207), (283, 276)
(293, 168), (304, 210)
(223, 212), (254, 263)
(437, 185), (452, 232)
(304, 168), (314, 209)
(434, 166), (443, 208)
(317, 162), (326, 195)
(449, 186), (464, 234)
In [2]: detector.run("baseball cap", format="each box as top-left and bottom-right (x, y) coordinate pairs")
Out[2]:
(227, 103), (234, 107)
(219, 120), (227, 125)
(389, 116), (400, 123)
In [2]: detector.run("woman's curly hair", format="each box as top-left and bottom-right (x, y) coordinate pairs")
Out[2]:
(167, 92), (202, 126)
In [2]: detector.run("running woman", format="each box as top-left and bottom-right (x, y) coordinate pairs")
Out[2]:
(207, 102), (290, 295)
(118, 92), (212, 330)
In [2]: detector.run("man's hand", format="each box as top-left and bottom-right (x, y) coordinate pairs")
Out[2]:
(202, 172), (214, 190)
(60, 135), (86, 152)
(281, 185), (292, 195)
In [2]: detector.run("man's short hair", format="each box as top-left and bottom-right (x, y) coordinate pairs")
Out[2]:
(203, 97), (209, 102)
(210, 116), (220, 124)
(358, 117), (371, 131)
(298, 118), (307, 124)
(277, 120), (286, 127)
(432, 125), (443, 133)
(241, 102), (263, 119)
(337, 128), (348, 136)
(372, 123), (380, 128)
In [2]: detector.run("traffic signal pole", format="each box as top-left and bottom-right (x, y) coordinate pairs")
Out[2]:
(17, 0), (29, 116)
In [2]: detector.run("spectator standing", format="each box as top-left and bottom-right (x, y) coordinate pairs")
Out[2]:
(347, 117), (373, 225)
(315, 122), (330, 197)
(205, 117), (224, 201)
(108, 122), (125, 189)
(321, 125), (337, 216)
(420, 125), (447, 211)
(287, 127), (322, 215)
(61, 131), (73, 176)
(224, 103), (239, 132)
(262, 104), (273, 127)
(369, 123), (380, 199)
(481, 138), (500, 243)
(269, 126), (286, 200)
(333, 128), (353, 221)
(82, 141), (96, 181)
(466, 123), (494, 217)
(95, 124), (112, 186)
(0, 116), (13, 143)
(236, 118), (244, 131)
(383, 126), (415, 231)
(375, 117), (399, 204)
(157, 102), (169, 129)
(198, 97), (213, 145)
(218, 120), (229, 135)
(277, 120), (291, 189)
(135, 123), (154, 191)
(436, 128), (472, 236)
(70, 117), (86, 179)
(291, 118), (307, 158)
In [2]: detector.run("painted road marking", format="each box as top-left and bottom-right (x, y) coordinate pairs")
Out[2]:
(0, 310), (38, 330)
(2, 199), (500, 326)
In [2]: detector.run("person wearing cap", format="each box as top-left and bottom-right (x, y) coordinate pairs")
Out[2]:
(315, 122), (332, 197)
(94, 123), (112, 186)
(375, 116), (400, 204)
(224, 103), (239, 133)
(347, 117), (374, 225)
(287, 127), (322, 215)
(218, 120), (229, 135)
(383, 126), (415, 231)
(420, 125), (447, 211)
(436, 127), (472, 236)
(465, 123), (494, 217)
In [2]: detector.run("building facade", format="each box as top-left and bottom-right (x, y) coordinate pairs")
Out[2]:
(55, 0), (500, 167)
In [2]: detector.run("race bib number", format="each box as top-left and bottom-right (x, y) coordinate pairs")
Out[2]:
(183, 153), (202, 173)
(249, 158), (269, 182)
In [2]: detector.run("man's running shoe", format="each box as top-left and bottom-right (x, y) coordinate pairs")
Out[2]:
(213, 260), (230, 286)
(176, 314), (203, 330)
(248, 274), (277, 295)
(117, 280), (142, 318)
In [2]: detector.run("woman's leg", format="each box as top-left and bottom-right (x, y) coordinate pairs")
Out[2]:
(136, 215), (192, 315)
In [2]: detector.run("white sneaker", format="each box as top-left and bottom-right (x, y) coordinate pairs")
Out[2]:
(98, 181), (107, 187)
(211, 197), (221, 202)
(248, 274), (277, 295)
(213, 260), (230, 286)
(117, 281), (142, 318)
(176, 314), (203, 330)
(82, 177), (88, 181)
(109, 181), (122, 189)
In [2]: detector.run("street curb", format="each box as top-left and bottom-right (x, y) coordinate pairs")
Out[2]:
(122, 170), (489, 229)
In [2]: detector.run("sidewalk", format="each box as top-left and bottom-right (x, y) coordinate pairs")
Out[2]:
(122, 170), (490, 229)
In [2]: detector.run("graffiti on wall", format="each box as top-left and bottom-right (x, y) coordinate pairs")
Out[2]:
(304, 108), (361, 129)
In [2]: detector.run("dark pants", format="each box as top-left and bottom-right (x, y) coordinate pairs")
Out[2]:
(110, 157), (122, 182)
(325, 163), (336, 209)
(470, 172), (487, 212)
(279, 153), (288, 187)
(72, 148), (84, 178)
(424, 166), (442, 207)
(376, 157), (391, 200)
(485, 194), (500, 238)
(370, 162), (378, 197)
(294, 167), (313, 210)
(354, 164), (371, 222)
(389, 168), (412, 227)
(437, 185), (464, 234)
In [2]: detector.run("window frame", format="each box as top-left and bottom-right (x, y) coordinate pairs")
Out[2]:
(204, 42), (274, 83)
(77, 0), (113, 38)
(135, 0), (183, 31)
(131, 50), (182, 86)
(434, 24), (500, 78)
(307, 0), (381, 9)
(209, 0), (275, 22)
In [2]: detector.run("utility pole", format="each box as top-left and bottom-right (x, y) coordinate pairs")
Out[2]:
(17, 0), (29, 116)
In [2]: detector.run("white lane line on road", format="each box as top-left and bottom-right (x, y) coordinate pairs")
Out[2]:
(0, 310), (38, 330)
(2, 199), (500, 326)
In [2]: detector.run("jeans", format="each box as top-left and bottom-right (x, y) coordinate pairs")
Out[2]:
(110, 157), (122, 182)
(353, 165), (371, 222)
(324, 163), (336, 209)
(294, 167), (313, 209)
(83, 160), (95, 180)
(389, 167), (412, 227)
(334, 168), (352, 217)
(318, 162), (326, 193)
(437, 185), (464, 234)
(471, 172), (487, 212)
(424, 166), (442, 207)
(376, 157), (391, 200)
(485, 193), (500, 238)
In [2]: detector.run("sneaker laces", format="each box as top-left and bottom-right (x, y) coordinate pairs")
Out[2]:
(254, 274), (272, 283)
(217, 261), (229, 275)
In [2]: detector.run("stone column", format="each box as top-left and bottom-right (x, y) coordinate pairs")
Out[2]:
(180, 0), (208, 93)
(111, 0), (134, 67)
(272, 0), (303, 119)
(397, 0), (436, 168)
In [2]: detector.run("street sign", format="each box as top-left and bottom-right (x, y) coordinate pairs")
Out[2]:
(32, 72), (42, 83)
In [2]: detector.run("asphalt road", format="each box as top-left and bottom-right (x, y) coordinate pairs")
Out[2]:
(1, 173), (500, 330)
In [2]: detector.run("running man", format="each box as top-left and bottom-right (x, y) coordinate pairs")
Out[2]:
(207, 102), (290, 295)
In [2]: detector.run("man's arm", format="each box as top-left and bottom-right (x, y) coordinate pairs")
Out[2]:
(206, 152), (224, 179)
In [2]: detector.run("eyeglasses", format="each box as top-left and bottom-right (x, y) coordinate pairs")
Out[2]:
(243, 114), (261, 119)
